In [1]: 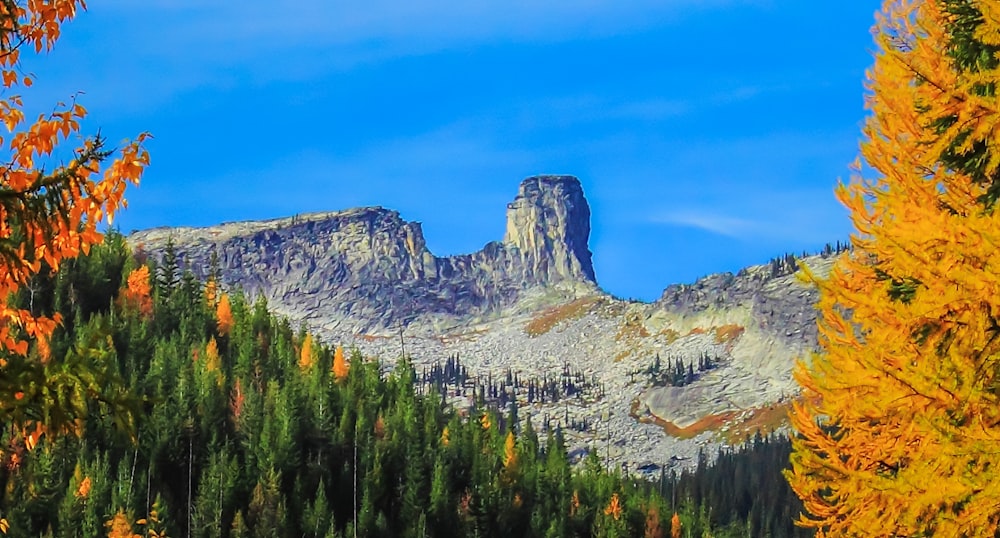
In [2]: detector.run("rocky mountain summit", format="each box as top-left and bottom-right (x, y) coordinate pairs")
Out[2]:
(130, 175), (832, 473)
(131, 175), (598, 334)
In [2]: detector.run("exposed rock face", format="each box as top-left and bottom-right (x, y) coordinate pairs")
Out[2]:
(655, 259), (831, 347)
(503, 176), (595, 283)
(130, 176), (598, 334)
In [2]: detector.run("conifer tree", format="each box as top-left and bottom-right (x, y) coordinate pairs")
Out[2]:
(216, 294), (233, 337)
(299, 333), (314, 370)
(787, 1), (1000, 535)
(332, 345), (348, 381)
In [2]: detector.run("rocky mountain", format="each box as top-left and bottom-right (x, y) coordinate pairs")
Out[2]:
(131, 175), (597, 335)
(130, 175), (832, 473)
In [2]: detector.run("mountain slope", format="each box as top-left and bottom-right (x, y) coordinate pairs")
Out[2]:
(130, 175), (828, 472)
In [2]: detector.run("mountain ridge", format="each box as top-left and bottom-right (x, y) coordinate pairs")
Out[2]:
(130, 175), (827, 472)
(131, 175), (599, 334)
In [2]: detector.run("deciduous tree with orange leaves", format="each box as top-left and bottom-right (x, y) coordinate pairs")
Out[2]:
(332, 344), (348, 381)
(298, 333), (313, 370)
(216, 293), (233, 336)
(787, 0), (1000, 535)
(0, 0), (148, 456)
(118, 266), (153, 318)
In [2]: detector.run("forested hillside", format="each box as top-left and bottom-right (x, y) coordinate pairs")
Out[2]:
(0, 234), (807, 537)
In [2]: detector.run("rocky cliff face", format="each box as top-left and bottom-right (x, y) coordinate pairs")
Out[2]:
(656, 260), (828, 348)
(504, 176), (595, 283)
(130, 175), (598, 334)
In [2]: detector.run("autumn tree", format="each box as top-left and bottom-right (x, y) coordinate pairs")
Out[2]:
(118, 265), (153, 318)
(298, 333), (313, 370)
(0, 0), (148, 451)
(503, 431), (517, 470)
(643, 505), (662, 538)
(787, 0), (1000, 535)
(332, 344), (348, 381)
(216, 293), (233, 336)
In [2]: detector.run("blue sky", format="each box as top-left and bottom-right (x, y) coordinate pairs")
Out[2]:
(27, 1), (881, 301)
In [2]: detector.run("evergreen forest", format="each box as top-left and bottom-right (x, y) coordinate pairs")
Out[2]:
(0, 234), (807, 537)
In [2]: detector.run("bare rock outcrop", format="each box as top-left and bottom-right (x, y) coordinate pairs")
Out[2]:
(503, 175), (595, 283)
(130, 176), (598, 334)
(655, 257), (832, 347)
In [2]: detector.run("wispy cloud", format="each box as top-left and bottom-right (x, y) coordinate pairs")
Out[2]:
(648, 190), (850, 244)
(652, 211), (758, 238)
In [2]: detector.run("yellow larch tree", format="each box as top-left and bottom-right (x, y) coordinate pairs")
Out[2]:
(331, 344), (348, 381)
(503, 430), (517, 469)
(204, 336), (222, 388)
(501, 429), (518, 487)
(298, 333), (313, 370)
(216, 293), (233, 337)
(787, 0), (1000, 535)
(104, 510), (140, 538)
(204, 277), (218, 307)
(604, 493), (622, 521)
(0, 0), (148, 459)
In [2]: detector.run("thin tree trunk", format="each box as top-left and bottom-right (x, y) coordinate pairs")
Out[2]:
(188, 435), (193, 538)
(127, 448), (138, 506)
(354, 435), (358, 538)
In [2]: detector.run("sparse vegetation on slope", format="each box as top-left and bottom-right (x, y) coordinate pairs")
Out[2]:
(524, 297), (600, 337)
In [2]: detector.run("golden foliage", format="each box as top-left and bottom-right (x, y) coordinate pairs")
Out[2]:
(104, 510), (140, 538)
(615, 313), (651, 342)
(658, 327), (680, 343)
(670, 512), (681, 538)
(524, 297), (598, 337)
(503, 431), (517, 470)
(203, 338), (223, 386)
(441, 426), (449, 447)
(712, 324), (744, 344)
(137, 503), (169, 538)
(75, 475), (91, 499)
(298, 333), (313, 370)
(0, 0), (148, 447)
(215, 293), (233, 336)
(479, 412), (491, 431)
(118, 266), (152, 318)
(604, 493), (622, 521)
(332, 345), (348, 381)
(786, 1), (1000, 535)
(205, 337), (220, 373)
(22, 421), (43, 451)
(204, 277), (217, 307)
